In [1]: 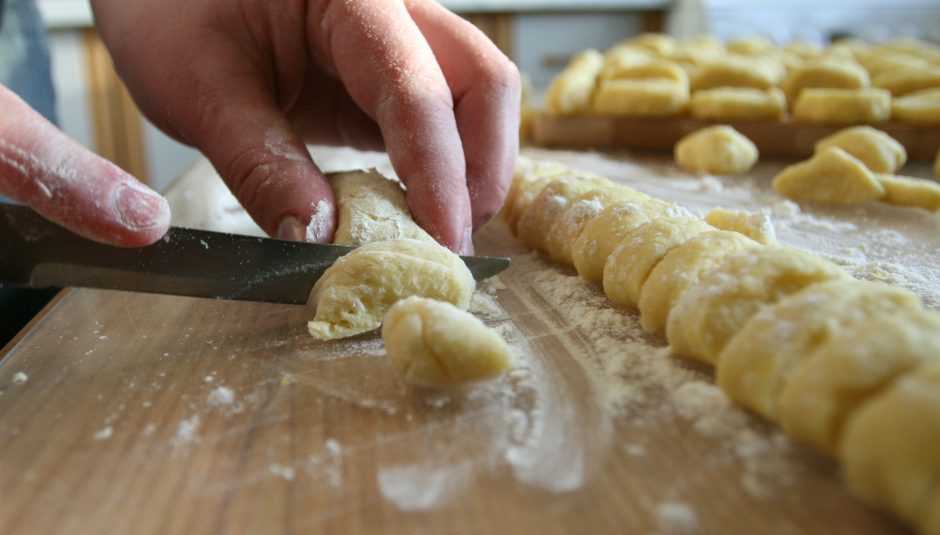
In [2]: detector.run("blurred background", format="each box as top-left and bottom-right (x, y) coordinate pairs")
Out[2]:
(36, 0), (940, 193)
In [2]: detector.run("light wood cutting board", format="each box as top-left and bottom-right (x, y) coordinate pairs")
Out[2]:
(0, 150), (927, 535)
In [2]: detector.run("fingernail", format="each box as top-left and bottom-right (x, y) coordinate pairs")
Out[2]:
(117, 183), (170, 230)
(460, 227), (475, 256)
(277, 216), (305, 241)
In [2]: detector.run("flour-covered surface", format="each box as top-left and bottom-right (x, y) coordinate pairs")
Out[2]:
(1, 147), (929, 534)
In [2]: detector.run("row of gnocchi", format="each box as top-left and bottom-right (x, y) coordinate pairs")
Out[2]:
(306, 170), (512, 387)
(505, 157), (940, 535)
(546, 33), (940, 125)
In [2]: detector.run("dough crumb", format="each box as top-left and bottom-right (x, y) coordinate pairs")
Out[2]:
(93, 426), (113, 441)
(11, 372), (28, 385)
(207, 386), (235, 408)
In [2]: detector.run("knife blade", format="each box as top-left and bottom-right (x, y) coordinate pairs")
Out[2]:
(0, 203), (510, 304)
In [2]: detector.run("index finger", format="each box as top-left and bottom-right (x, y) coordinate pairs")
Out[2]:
(311, 0), (473, 253)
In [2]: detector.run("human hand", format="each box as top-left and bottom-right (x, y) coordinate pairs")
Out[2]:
(91, 0), (521, 254)
(0, 85), (170, 246)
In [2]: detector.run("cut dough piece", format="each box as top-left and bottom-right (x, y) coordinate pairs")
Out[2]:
(872, 67), (940, 97)
(667, 247), (847, 365)
(772, 146), (885, 205)
(877, 174), (940, 212)
(689, 87), (787, 120)
(505, 171), (562, 236)
(382, 297), (512, 387)
(792, 88), (891, 124)
(516, 174), (611, 252)
(674, 125), (758, 175)
(840, 362), (940, 535)
(815, 126), (907, 174)
(780, 310), (940, 455)
(691, 56), (783, 91)
(638, 230), (758, 333)
(603, 217), (712, 308)
(546, 50), (604, 116)
(782, 58), (870, 103)
(572, 199), (686, 283)
(717, 279), (921, 421)
(329, 170), (434, 246)
(623, 32), (677, 56)
(546, 185), (651, 266)
(307, 239), (474, 340)
(601, 59), (689, 85)
(705, 207), (776, 244)
(502, 158), (567, 228)
(891, 87), (940, 124)
(726, 36), (774, 57)
(592, 79), (689, 117)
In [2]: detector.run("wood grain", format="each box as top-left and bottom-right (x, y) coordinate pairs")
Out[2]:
(532, 113), (940, 162)
(0, 213), (909, 535)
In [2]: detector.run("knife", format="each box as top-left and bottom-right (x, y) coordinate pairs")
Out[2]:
(0, 203), (510, 304)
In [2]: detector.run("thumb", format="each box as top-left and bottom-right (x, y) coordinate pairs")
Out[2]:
(0, 85), (169, 247)
(180, 78), (336, 243)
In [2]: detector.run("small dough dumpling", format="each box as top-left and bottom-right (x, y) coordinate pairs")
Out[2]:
(872, 66), (940, 97)
(840, 361), (940, 535)
(674, 125), (758, 175)
(592, 79), (690, 117)
(780, 310), (940, 455)
(603, 217), (712, 308)
(622, 32), (677, 56)
(704, 207), (776, 244)
(502, 158), (566, 225)
(329, 170), (434, 246)
(504, 166), (565, 236)
(891, 87), (940, 124)
(726, 36), (775, 57)
(792, 88), (891, 124)
(771, 146), (885, 205)
(667, 247), (847, 365)
(781, 58), (870, 103)
(382, 297), (512, 387)
(516, 174), (611, 252)
(691, 55), (784, 92)
(572, 199), (688, 283)
(546, 50), (604, 116)
(638, 230), (759, 334)
(814, 126), (907, 174)
(717, 279), (921, 421)
(546, 185), (651, 266)
(688, 87), (787, 120)
(877, 174), (940, 212)
(307, 239), (474, 340)
(601, 58), (689, 85)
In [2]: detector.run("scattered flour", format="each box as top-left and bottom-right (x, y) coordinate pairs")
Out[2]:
(378, 463), (472, 511)
(207, 386), (235, 408)
(171, 415), (201, 447)
(93, 426), (113, 441)
(269, 463), (297, 481)
(12, 372), (28, 385)
(655, 501), (698, 535)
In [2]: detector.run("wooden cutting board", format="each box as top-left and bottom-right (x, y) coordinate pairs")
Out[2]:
(0, 150), (923, 535)
(532, 113), (940, 161)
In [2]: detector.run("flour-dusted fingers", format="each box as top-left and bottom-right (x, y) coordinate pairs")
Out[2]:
(0, 85), (169, 247)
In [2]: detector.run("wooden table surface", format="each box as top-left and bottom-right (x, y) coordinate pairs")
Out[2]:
(1, 148), (928, 535)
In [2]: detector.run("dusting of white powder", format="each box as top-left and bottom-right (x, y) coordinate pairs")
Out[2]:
(11, 372), (28, 385)
(171, 415), (201, 447)
(306, 199), (334, 242)
(378, 463), (472, 511)
(269, 463), (296, 481)
(207, 386), (235, 408)
(655, 501), (698, 534)
(93, 426), (113, 441)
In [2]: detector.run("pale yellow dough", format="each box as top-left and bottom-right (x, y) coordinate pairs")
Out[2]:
(872, 67), (940, 97)
(674, 125), (758, 175)
(546, 186), (651, 266)
(704, 207), (776, 244)
(792, 88), (891, 124)
(502, 158), (566, 228)
(782, 58), (870, 103)
(667, 247), (847, 365)
(546, 50), (604, 116)
(877, 174), (940, 212)
(716, 279), (921, 421)
(841, 362), (940, 535)
(603, 217), (711, 308)
(592, 79), (689, 117)
(307, 239), (474, 340)
(504, 165), (565, 235)
(329, 170), (434, 246)
(772, 146), (885, 205)
(891, 87), (940, 124)
(638, 230), (758, 333)
(780, 310), (940, 456)
(382, 297), (512, 387)
(516, 173), (611, 252)
(688, 87), (786, 120)
(691, 55), (783, 91)
(572, 199), (686, 283)
(815, 126), (907, 174)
